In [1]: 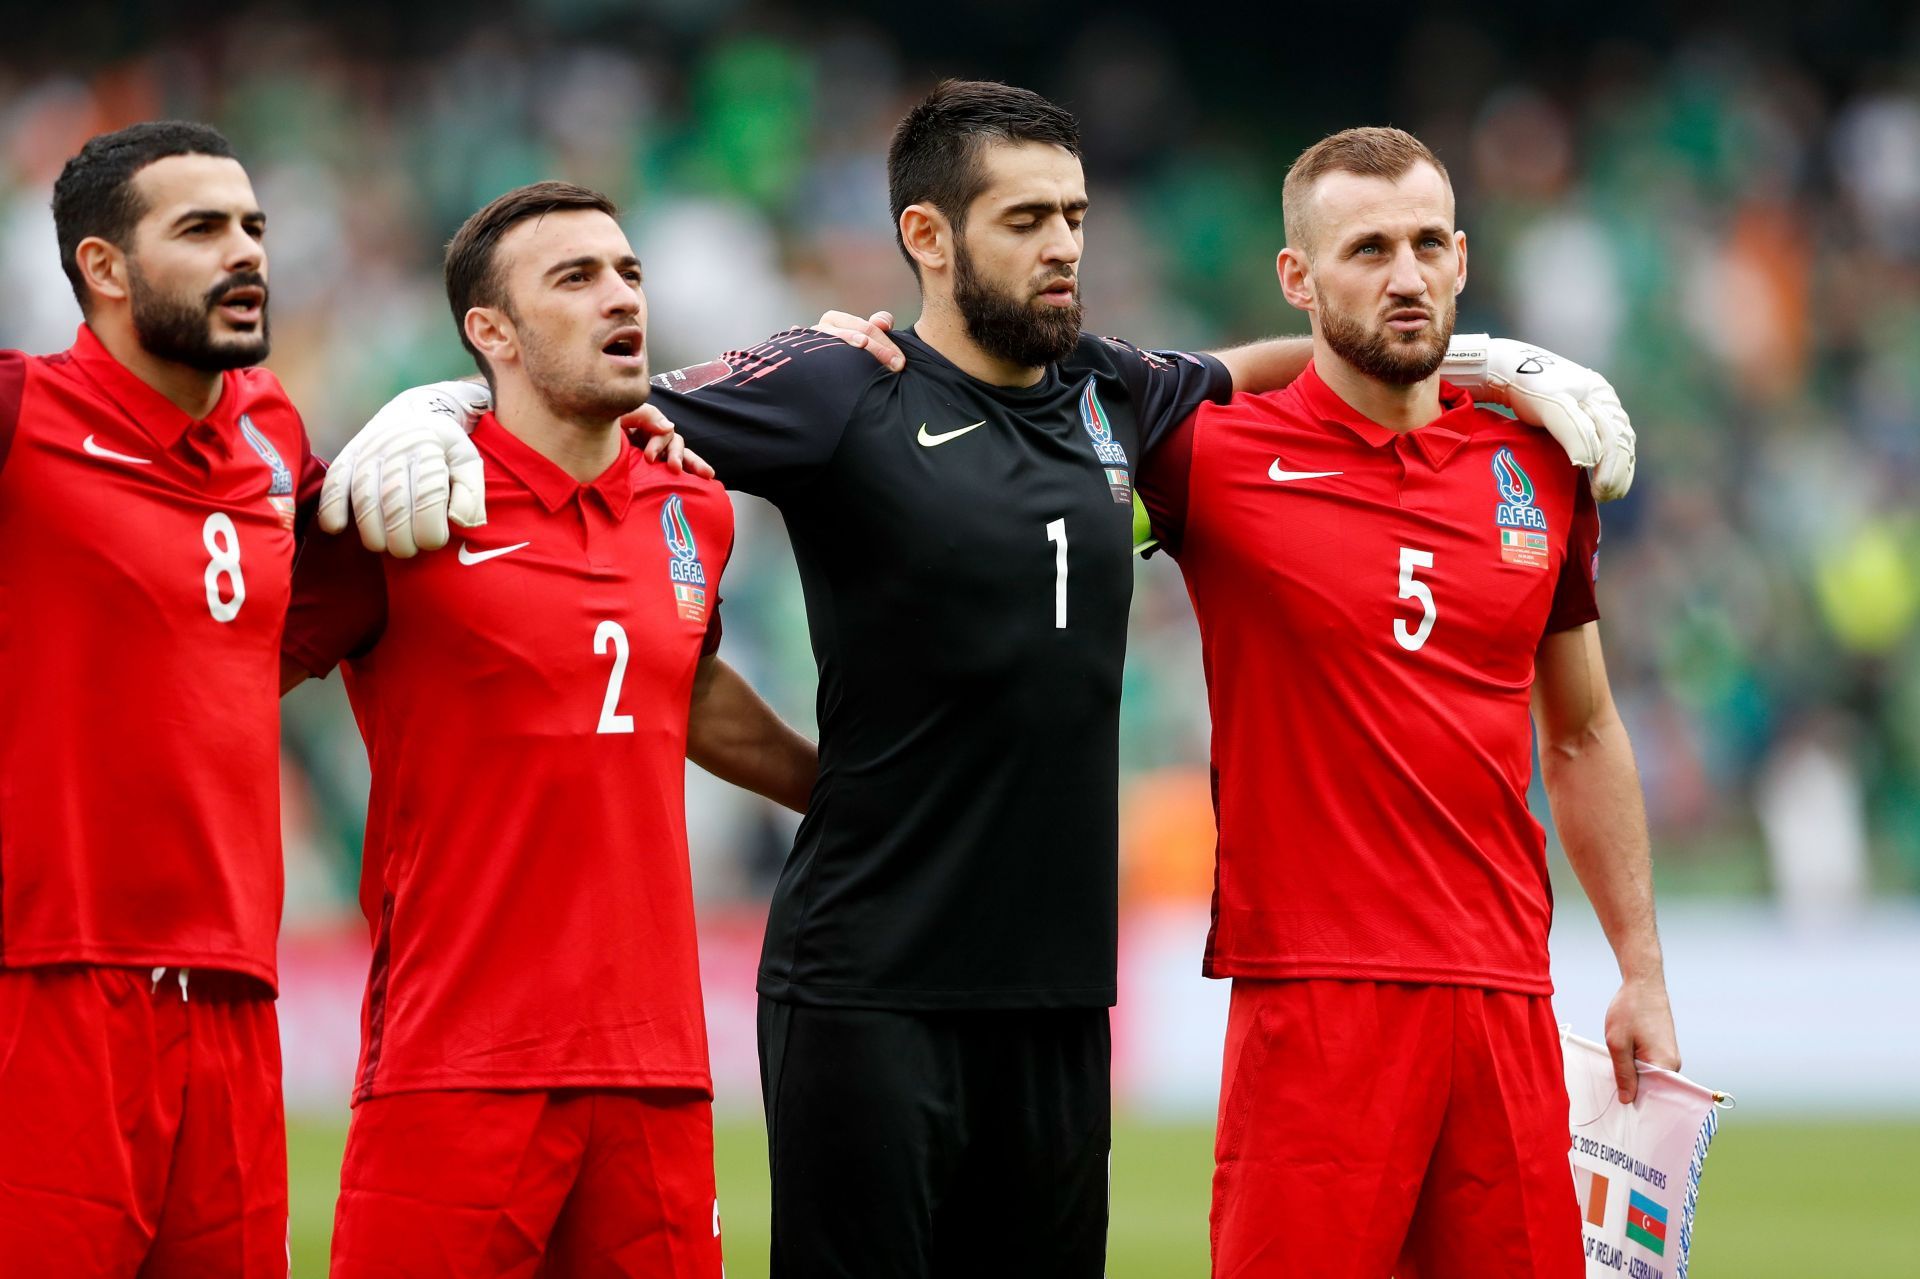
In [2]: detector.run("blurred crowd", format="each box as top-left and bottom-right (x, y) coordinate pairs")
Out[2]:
(3, 6), (1915, 919)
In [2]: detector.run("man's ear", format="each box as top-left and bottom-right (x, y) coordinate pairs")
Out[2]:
(465, 306), (517, 368)
(900, 203), (952, 274)
(1278, 246), (1315, 312)
(74, 236), (130, 306)
(1453, 228), (1468, 296)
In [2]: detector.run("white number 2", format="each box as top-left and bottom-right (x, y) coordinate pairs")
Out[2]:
(593, 620), (634, 733)
(1046, 518), (1068, 629)
(1393, 547), (1436, 651)
(202, 512), (245, 622)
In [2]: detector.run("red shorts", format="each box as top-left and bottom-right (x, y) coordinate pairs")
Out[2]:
(1211, 979), (1581, 1279)
(0, 964), (287, 1278)
(330, 1088), (723, 1279)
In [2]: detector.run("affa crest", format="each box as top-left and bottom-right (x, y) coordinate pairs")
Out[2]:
(239, 414), (297, 527)
(661, 494), (708, 621)
(1079, 381), (1132, 503)
(1492, 447), (1549, 568)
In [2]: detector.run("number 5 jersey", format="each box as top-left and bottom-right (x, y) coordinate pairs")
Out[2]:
(0, 326), (316, 988)
(1138, 363), (1602, 995)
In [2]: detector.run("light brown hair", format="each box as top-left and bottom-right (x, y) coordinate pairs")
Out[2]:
(1282, 127), (1451, 256)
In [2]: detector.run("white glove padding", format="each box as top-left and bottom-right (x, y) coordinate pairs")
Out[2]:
(1446, 336), (1637, 501)
(318, 380), (492, 556)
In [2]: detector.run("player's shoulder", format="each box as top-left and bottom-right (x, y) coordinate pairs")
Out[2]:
(1470, 411), (1581, 479)
(228, 365), (308, 435)
(1196, 382), (1309, 429)
(663, 327), (893, 396)
(626, 446), (733, 517)
(1067, 333), (1208, 380)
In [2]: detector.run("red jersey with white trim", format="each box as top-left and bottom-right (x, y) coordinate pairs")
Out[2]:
(0, 326), (316, 988)
(1140, 363), (1600, 994)
(284, 414), (732, 1101)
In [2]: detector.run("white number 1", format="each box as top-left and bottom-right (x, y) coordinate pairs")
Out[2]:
(1047, 518), (1067, 629)
(1394, 547), (1436, 651)
(594, 620), (634, 733)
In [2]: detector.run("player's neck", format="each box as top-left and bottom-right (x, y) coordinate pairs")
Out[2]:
(86, 316), (224, 419)
(912, 297), (1047, 389)
(1313, 347), (1443, 434)
(493, 382), (624, 484)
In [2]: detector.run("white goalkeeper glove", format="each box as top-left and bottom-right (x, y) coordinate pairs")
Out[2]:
(1443, 335), (1637, 501)
(318, 380), (492, 556)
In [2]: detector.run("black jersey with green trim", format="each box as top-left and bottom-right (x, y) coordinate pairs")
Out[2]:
(653, 326), (1230, 1009)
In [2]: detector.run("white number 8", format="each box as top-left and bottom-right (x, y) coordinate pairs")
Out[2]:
(203, 512), (245, 623)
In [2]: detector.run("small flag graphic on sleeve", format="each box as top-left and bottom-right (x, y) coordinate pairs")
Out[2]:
(1626, 1189), (1668, 1255)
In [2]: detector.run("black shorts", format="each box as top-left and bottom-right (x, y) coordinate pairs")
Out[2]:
(757, 998), (1111, 1277)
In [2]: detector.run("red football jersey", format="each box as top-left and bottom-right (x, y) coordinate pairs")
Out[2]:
(0, 326), (316, 987)
(1141, 364), (1600, 994)
(284, 413), (733, 1100)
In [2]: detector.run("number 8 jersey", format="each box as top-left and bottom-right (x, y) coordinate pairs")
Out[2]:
(0, 326), (316, 988)
(283, 413), (732, 1101)
(1141, 363), (1601, 995)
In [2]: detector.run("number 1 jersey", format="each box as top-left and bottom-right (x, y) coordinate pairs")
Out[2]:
(0, 326), (316, 987)
(284, 414), (732, 1100)
(1141, 364), (1601, 994)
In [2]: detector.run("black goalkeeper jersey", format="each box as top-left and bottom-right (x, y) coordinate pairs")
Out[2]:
(653, 326), (1231, 1009)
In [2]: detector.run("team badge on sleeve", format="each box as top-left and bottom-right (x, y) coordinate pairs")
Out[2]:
(1079, 382), (1132, 503)
(1492, 447), (1549, 569)
(660, 494), (708, 622)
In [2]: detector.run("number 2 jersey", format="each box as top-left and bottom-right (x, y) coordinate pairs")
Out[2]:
(0, 325), (317, 987)
(1139, 364), (1601, 994)
(283, 414), (731, 1101)
(652, 327), (1230, 1009)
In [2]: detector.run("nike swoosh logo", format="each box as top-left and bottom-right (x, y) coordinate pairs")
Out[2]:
(917, 421), (985, 447)
(1268, 461), (1343, 483)
(83, 435), (152, 465)
(457, 540), (531, 566)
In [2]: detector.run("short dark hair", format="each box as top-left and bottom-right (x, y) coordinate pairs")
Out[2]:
(51, 121), (238, 313)
(1283, 127), (1452, 256)
(886, 79), (1081, 273)
(444, 180), (619, 382)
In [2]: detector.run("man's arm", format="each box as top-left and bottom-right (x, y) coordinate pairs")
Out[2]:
(1532, 621), (1679, 1102)
(1204, 336), (1313, 393)
(687, 655), (816, 813)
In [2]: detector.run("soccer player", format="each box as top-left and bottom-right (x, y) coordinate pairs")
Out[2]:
(281, 181), (816, 1278)
(332, 82), (1639, 1276)
(0, 121), (315, 1277)
(1137, 127), (1680, 1278)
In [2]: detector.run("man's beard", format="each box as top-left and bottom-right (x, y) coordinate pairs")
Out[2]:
(128, 263), (271, 371)
(953, 237), (1082, 370)
(1320, 294), (1454, 386)
(520, 321), (650, 425)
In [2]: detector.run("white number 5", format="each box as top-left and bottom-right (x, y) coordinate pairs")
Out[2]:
(1393, 547), (1436, 651)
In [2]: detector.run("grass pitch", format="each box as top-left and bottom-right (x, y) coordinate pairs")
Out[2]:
(288, 1113), (1920, 1276)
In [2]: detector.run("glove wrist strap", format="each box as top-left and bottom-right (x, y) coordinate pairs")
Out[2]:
(1440, 333), (1491, 386)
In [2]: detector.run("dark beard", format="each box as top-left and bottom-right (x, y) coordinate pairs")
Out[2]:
(1320, 298), (1453, 386)
(952, 239), (1082, 370)
(129, 264), (271, 371)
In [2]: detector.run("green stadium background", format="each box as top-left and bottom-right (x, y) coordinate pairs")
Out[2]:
(3, 1), (1916, 1273)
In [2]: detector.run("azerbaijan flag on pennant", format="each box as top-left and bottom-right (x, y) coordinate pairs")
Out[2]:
(1627, 1189), (1669, 1255)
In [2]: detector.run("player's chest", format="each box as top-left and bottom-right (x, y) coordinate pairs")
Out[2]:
(0, 397), (299, 634)
(1194, 431), (1575, 667)
(384, 490), (722, 690)
(829, 376), (1140, 562)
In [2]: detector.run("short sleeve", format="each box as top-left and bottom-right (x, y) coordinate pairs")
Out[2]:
(648, 329), (888, 500)
(284, 527), (389, 678)
(1095, 336), (1233, 457)
(0, 350), (27, 477)
(1546, 481), (1601, 633)
(1136, 407), (1202, 557)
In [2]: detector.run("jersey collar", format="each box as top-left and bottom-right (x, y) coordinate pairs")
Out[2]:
(474, 412), (636, 520)
(1296, 360), (1478, 469)
(67, 323), (241, 449)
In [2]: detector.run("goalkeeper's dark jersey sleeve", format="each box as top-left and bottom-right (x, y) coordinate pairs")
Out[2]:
(657, 326), (1227, 1010)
